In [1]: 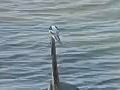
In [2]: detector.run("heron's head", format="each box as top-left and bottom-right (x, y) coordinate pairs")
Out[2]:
(49, 25), (58, 30)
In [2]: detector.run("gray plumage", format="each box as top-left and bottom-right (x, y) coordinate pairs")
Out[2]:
(48, 81), (79, 90)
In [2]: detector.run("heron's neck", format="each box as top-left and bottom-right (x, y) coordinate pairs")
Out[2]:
(51, 37), (59, 90)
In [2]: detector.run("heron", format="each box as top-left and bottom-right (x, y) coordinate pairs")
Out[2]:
(47, 25), (79, 90)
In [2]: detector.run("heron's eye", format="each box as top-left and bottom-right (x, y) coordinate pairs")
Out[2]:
(49, 26), (52, 30)
(55, 26), (58, 30)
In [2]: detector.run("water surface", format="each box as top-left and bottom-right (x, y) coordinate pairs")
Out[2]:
(0, 0), (120, 90)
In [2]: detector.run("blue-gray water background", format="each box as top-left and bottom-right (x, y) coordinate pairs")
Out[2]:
(0, 0), (120, 90)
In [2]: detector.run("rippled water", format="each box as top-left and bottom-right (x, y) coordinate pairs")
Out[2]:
(0, 0), (120, 90)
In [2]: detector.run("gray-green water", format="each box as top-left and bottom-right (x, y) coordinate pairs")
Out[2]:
(0, 0), (120, 90)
